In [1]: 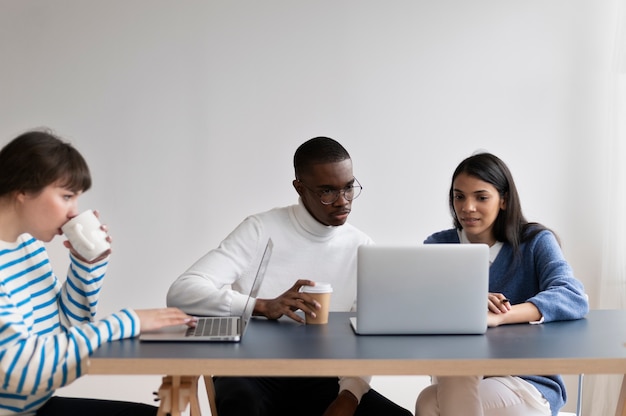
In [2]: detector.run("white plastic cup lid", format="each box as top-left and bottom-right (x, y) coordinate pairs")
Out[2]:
(301, 282), (333, 293)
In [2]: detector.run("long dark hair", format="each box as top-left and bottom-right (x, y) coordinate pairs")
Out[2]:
(0, 129), (91, 197)
(448, 152), (554, 253)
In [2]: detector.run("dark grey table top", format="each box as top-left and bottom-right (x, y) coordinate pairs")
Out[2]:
(89, 310), (626, 376)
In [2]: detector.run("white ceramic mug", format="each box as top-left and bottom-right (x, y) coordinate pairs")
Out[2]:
(61, 210), (110, 261)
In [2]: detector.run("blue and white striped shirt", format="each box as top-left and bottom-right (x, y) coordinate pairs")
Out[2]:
(0, 234), (140, 415)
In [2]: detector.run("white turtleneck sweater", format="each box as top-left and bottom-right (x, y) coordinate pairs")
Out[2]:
(167, 199), (374, 400)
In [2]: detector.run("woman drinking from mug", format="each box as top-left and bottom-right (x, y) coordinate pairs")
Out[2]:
(0, 129), (194, 415)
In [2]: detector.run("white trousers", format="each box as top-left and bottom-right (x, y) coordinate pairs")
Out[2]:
(415, 376), (551, 416)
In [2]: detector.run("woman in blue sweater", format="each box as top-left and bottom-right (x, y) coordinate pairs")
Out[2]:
(415, 153), (588, 416)
(0, 130), (194, 415)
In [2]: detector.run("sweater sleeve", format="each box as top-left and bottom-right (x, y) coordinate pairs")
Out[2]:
(338, 376), (371, 403)
(57, 254), (109, 328)
(0, 236), (143, 414)
(423, 229), (460, 244)
(525, 231), (589, 322)
(167, 216), (265, 316)
(0, 240), (141, 401)
(0, 307), (140, 397)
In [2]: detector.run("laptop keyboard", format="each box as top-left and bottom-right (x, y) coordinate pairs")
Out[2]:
(186, 317), (234, 337)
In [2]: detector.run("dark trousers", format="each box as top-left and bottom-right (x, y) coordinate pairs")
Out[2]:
(214, 376), (412, 416)
(36, 397), (158, 416)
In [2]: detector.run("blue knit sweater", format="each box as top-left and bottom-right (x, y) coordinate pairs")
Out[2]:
(424, 228), (589, 416)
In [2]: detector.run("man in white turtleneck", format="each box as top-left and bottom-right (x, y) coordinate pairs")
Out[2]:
(166, 137), (411, 416)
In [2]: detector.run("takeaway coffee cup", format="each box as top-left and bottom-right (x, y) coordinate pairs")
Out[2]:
(300, 282), (333, 324)
(61, 210), (110, 262)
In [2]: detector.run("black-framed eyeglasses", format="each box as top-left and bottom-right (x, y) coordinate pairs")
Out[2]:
(297, 177), (363, 205)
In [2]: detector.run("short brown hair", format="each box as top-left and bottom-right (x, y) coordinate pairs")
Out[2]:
(0, 129), (91, 197)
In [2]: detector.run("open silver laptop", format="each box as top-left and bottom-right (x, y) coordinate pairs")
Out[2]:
(140, 239), (273, 342)
(350, 244), (489, 335)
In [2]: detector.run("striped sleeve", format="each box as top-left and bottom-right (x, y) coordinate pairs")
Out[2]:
(57, 254), (108, 328)
(0, 305), (139, 406)
(0, 236), (140, 413)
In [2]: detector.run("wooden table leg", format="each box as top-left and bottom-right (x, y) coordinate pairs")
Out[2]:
(616, 374), (626, 416)
(203, 375), (219, 416)
(156, 375), (202, 416)
(156, 376), (173, 416)
(185, 376), (201, 416)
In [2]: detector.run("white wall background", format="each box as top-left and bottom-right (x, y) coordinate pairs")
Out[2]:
(0, 1), (617, 414)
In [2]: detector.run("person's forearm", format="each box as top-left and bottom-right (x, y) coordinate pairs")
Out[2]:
(167, 275), (248, 316)
(322, 391), (359, 416)
(489, 302), (542, 327)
